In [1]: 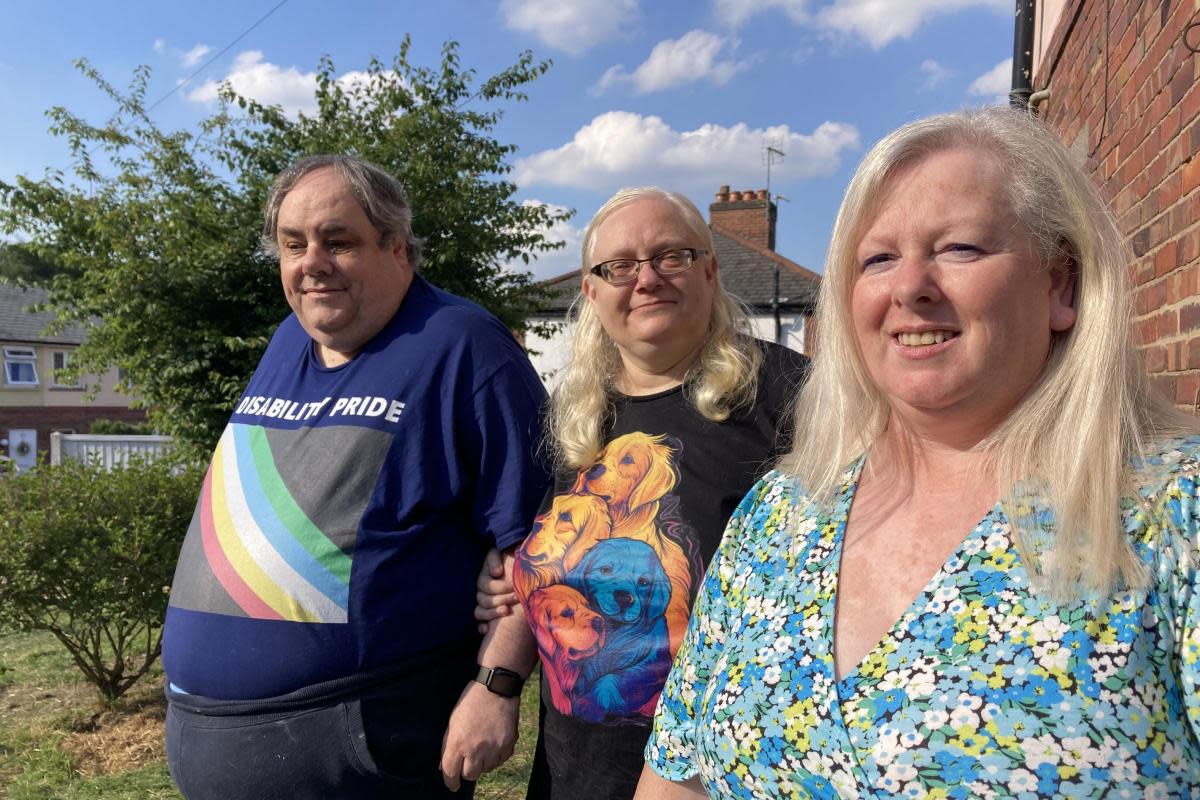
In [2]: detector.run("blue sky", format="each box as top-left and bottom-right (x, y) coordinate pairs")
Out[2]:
(1, 0), (1014, 280)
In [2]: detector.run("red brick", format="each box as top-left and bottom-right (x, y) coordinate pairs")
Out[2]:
(1184, 83), (1200, 128)
(1138, 278), (1169, 313)
(1180, 235), (1200, 268)
(1177, 373), (1200, 406)
(1136, 316), (1158, 345)
(1189, 160), (1200, 200)
(1147, 344), (1168, 373)
(1179, 302), (1200, 332)
(1152, 374), (1176, 404)
(1155, 240), (1179, 277)
(1188, 336), (1200, 369)
(1168, 341), (1185, 372)
(1160, 308), (1180, 337)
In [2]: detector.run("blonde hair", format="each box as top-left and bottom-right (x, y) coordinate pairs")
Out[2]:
(550, 187), (762, 469)
(779, 107), (1193, 598)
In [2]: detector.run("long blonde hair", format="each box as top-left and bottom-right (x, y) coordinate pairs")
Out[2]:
(550, 187), (762, 469)
(779, 107), (1193, 597)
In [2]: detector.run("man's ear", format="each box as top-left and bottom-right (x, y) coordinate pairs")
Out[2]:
(390, 238), (410, 271)
(1048, 244), (1077, 333)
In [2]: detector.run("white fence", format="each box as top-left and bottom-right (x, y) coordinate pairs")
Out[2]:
(50, 433), (173, 469)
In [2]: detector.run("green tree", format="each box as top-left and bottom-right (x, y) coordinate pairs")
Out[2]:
(0, 242), (67, 285)
(0, 40), (571, 456)
(0, 457), (203, 702)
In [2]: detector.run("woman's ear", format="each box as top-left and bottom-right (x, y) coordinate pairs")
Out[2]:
(1048, 244), (1078, 333)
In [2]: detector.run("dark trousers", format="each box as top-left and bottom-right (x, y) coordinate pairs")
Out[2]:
(167, 644), (478, 800)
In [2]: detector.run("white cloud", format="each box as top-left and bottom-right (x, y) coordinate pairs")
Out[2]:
(187, 52), (382, 118)
(501, 0), (638, 55)
(595, 30), (747, 94)
(181, 44), (212, 68)
(514, 111), (859, 192)
(715, 0), (809, 28)
(717, 0), (1007, 48)
(968, 57), (1012, 105)
(507, 200), (584, 281)
(153, 38), (167, 55)
(816, 0), (1009, 48)
(920, 58), (952, 90)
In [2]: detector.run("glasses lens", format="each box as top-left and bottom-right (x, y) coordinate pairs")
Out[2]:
(654, 250), (691, 274)
(603, 260), (638, 284)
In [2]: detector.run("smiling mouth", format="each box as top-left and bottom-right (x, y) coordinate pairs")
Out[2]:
(896, 331), (958, 347)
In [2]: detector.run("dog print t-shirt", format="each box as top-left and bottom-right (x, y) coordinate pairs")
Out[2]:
(514, 340), (809, 800)
(162, 276), (548, 701)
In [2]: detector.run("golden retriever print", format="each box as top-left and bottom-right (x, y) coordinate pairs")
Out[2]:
(527, 585), (605, 715)
(517, 431), (705, 722)
(573, 432), (696, 655)
(514, 493), (612, 599)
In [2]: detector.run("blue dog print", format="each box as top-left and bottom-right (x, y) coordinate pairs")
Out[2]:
(566, 538), (673, 722)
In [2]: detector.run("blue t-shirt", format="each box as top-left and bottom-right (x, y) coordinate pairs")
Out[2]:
(163, 276), (549, 700)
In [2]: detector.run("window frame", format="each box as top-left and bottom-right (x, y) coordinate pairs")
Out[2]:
(50, 349), (81, 388)
(3, 346), (39, 387)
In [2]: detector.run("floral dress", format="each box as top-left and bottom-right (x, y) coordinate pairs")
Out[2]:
(645, 436), (1200, 798)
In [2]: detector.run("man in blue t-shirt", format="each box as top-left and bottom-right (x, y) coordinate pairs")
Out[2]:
(161, 154), (547, 799)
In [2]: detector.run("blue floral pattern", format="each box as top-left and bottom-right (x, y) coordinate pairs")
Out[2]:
(646, 436), (1200, 798)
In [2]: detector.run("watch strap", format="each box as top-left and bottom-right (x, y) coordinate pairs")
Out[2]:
(474, 665), (524, 698)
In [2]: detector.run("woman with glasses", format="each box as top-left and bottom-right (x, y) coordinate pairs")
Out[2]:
(476, 187), (809, 799)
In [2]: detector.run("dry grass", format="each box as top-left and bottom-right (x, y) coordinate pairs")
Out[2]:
(0, 630), (537, 799)
(60, 695), (166, 778)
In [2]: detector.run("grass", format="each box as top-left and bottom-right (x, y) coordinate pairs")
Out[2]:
(0, 629), (538, 799)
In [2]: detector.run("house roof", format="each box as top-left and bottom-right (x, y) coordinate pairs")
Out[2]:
(531, 271), (584, 316)
(710, 227), (819, 311)
(529, 225), (820, 317)
(0, 282), (87, 345)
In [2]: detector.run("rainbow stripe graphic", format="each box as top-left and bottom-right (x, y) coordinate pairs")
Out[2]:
(196, 424), (352, 623)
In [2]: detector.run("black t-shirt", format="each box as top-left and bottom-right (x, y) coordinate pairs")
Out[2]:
(513, 340), (809, 800)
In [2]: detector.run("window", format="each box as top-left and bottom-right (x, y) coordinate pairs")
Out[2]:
(3, 347), (38, 386)
(51, 350), (80, 388)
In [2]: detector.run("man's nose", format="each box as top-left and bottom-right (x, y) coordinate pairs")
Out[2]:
(299, 244), (333, 275)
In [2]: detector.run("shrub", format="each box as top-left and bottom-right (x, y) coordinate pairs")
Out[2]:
(0, 457), (202, 702)
(88, 419), (158, 436)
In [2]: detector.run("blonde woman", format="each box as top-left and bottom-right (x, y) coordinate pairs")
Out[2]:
(478, 187), (809, 799)
(638, 107), (1200, 799)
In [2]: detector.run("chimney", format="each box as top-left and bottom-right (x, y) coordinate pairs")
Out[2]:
(709, 185), (777, 250)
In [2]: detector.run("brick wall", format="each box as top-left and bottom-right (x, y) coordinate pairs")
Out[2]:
(0, 406), (147, 457)
(710, 186), (778, 251)
(1035, 0), (1200, 407)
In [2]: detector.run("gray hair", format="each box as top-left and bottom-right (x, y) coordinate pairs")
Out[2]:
(260, 154), (424, 269)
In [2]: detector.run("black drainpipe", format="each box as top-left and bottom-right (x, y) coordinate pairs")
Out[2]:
(1010, 0), (1036, 109)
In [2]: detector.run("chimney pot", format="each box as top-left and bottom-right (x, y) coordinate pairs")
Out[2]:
(708, 181), (778, 251)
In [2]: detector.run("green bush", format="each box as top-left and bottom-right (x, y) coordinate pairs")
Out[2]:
(0, 457), (202, 702)
(89, 419), (158, 436)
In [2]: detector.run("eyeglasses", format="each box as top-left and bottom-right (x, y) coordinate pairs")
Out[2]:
(588, 248), (708, 286)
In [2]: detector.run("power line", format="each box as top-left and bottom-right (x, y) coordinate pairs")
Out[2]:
(147, 0), (291, 112)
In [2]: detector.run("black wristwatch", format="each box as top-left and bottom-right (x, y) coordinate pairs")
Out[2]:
(474, 665), (524, 698)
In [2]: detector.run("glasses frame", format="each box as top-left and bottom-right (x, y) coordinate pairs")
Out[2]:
(588, 248), (709, 286)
